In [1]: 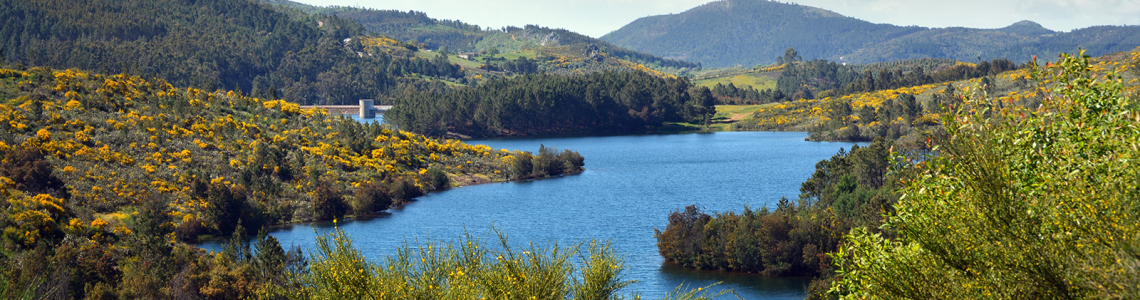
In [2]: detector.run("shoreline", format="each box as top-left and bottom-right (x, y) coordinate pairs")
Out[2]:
(194, 169), (585, 245)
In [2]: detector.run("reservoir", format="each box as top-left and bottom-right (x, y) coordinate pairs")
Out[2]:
(205, 130), (860, 299)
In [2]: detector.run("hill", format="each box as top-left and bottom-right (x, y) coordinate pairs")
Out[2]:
(261, 0), (700, 72)
(724, 47), (1140, 145)
(0, 0), (464, 105)
(600, 0), (1140, 68)
(0, 65), (591, 298)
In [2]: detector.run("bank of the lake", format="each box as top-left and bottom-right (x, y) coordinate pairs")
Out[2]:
(203, 131), (862, 299)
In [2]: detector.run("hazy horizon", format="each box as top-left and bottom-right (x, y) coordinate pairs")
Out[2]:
(292, 0), (1140, 37)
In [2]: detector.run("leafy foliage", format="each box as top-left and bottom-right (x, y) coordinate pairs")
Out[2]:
(300, 226), (643, 299)
(830, 51), (1140, 298)
(655, 139), (901, 281)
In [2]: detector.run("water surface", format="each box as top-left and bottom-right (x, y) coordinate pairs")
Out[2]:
(206, 131), (860, 299)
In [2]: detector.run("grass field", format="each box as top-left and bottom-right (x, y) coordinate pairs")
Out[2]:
(416, 50), (484, 68)
(672, 104), (766, 130)
(496, 49), (538, 61)
(693, 72), (779, 90)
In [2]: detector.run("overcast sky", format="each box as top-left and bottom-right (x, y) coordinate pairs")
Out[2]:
(294, 0), (1140, 37)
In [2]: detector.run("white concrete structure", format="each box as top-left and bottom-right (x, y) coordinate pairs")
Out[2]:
(360, 99), (375, 119)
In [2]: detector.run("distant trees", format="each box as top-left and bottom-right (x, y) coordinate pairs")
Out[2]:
(776, 50), (1021, 100)
(0, 0), (465, 105)
(387, 71), (716, 137)
(709, 82), (774, 105)
(778, 47), (801, 65)
(508, 146), (586, 180)
(656, 139), (899, 277)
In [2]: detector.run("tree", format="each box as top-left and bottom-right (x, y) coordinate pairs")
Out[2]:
(783, 47), (799, 64)
(352, 181), (392, 216)
(831, 51), (1140, 299)
(312, 182), (348, 221)
(206, 184), (248, 236)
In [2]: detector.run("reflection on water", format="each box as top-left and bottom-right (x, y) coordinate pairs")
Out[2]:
(203, 131), (861, 299)
(658, 262), (813, 299)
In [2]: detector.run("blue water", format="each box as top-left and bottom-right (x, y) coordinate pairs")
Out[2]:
(204, 131), (861, 299)
(342, 113), (383, 124)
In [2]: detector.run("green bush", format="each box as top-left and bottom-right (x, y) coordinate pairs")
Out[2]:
(311, 182), (348, 221)
(830, 51), (1140, 299)
(352, 182), (392, 216)
(301, 226), (725, 299)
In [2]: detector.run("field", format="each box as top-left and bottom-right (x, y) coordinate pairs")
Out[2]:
(415, 51), (484, 69)
(693, 72), (779, 90)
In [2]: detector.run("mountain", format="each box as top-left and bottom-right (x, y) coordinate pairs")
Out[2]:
(600, 0), (1140, 67)
(262, 0), (700, 70)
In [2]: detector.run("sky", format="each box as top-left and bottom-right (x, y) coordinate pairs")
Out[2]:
(294, 0), (1140, 37)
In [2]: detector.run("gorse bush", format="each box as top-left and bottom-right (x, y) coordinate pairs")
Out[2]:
(298, 226), (729, 300)
(300, 227), (634, 299)
(0, 66), (531, 232)
(830, 51), (1140, 298)
(0, 66), (577, 298)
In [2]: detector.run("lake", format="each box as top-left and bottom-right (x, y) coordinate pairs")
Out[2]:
(204, 129), (861, 299)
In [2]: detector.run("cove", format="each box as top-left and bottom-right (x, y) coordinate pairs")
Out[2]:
(204, 131), (860, 299)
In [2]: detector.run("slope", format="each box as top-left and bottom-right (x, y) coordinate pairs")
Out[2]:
(262, 0), (700, 71)
(0, 0), (463, 105)
(601, 0), (1140, 68)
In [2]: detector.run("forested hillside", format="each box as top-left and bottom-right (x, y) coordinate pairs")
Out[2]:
(721, 48), (1139, 145)
(387, 71), (717, 138)
(601, 0), (1140, 67)
(691, 47), (1019, 107)
(0, 0), (464, 105)
(262, 0), (700, 71)
(0, 64), (594, 298)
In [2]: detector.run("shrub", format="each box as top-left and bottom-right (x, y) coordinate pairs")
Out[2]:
(300, 227), (644, 299)
(423, 168), (449, 191)
(1, 147), (68, 199)
(351, 182), (392, 216)
(509, 152), (533, 179)
(831, 51), (1140, 299)
(312, 182), (348, 221)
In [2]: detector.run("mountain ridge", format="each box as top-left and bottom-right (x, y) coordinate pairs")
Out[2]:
(600, 0), (1140, 67)
(262, 0), (700, 70)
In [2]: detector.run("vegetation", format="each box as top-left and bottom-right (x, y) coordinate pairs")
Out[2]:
(300, 226), (731, 300)
(655, 139), (904, 297)
(0, 64), (552, 237)
(386, 71), (717, 138)
(262, 1), (699, 73)
(0, 64), (594, 298)
(0, 0), (475, 105)
(830, 50), (1140, 298)
(658, 49), (1140, 298)
(775, 49), (1021, 100)
(601, 0), (1140, 67)
(686, 47), (1017, 109)
(720, 47), (1140, 144)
